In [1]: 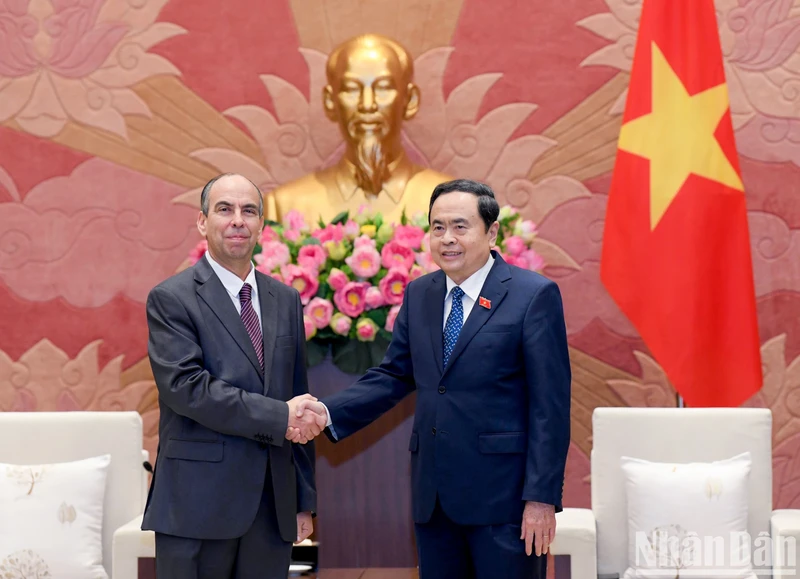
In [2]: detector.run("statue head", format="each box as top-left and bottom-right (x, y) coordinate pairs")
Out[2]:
(324, 34), (420, 194)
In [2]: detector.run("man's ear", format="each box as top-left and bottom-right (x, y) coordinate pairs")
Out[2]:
(489, 221), (500, 246)
(404, 83), (420, 120)
(323, 85), (337, 121)
(197, 211), (207, 237)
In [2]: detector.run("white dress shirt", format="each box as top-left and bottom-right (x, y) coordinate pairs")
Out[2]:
(205, 252), (262, 325)
(443, 254), (495, 328)
(324, 254), (496, 433)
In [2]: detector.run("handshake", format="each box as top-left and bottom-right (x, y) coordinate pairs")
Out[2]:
(285, 394), (329, 444)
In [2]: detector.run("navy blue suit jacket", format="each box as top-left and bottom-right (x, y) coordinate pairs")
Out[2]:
(323, 252), (571, 526)
(141, 257), (316, 542)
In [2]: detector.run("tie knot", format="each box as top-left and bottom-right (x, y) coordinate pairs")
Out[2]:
(239, 282), (252, 302)
(451, 286), (464, 300)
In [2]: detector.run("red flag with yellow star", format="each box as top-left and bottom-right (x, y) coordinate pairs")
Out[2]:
(600, 0), (762, 407)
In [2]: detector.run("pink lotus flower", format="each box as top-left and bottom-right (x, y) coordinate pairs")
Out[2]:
(188, 240), (208, 265)
(297, 244), (328, 271)
(385, 305), (401, 332)
(343, 220), (360, 239)
(330, 312), (352, 336)
(513, 220), (538, 243)
(324, 240), (347, 260)
(304, 297), (334, 329)
(410, 211), (428, 227)
(421, 232), (431, 253)
(356, 318), (379, 342)
(0, 0), (183, 138)
(354, 235), (376, 249)
(260, 226), (280, 244)
(503, 254), (528, 269)
(408, 264), (425, 281)
(312, 223), (345, 243)
(381, 240), (415, 271)
(281, 264), (319, 305)
(416, 252), (440, 273)
(333, 281), (369, 317)
(365, 286), (385, 310)
(283, 209), (309, 232)
(521, 249), (545, 272)
(327, 268), (349, 291)
(393, 225), (425, 249)
(503, 235), (526, 257)
(283, 229), (302, 243)
(345, 246), (381, 278)
(303, 315), (317, 340)
(255, 241), (291, 272)
(379, 267), (409, 305)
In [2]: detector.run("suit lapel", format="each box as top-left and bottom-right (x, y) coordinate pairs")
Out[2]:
(426, 272), (447, 376)
(442, 257), (511, 377)
(195, 259), (263, 379)
(256, 272), (277, 395)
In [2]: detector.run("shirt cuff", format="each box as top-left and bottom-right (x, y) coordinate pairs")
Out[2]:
(319, 402), (338, 440)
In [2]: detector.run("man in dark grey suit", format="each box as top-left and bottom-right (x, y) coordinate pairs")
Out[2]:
(142, 173), (326, 578)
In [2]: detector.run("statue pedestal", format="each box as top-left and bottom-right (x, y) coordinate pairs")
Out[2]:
(310, 357), (418, 567)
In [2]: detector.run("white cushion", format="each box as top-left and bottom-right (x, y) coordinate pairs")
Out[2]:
(621, 452), (754, 579)
(0, 455), (111, 578)
(0, 411), (146, 576)
(592, 408), (772, 576)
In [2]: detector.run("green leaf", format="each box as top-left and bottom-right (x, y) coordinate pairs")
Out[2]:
(330, 335), (391, 375)
(341, 264), (354, 277)
(302, 237), (321, 246)
(373, 215), (384, 230)
(264, 219), (280, 227)
(331, 339), (373, 375)
(317, 282), (331, 299)
(368, 335), (390, 366)
(330, 210), (350, 225)
(305, 340), (329, 367)
(364, 308), (387, 328)
(400, 208), (408, 226)
(318, 216), (326, 229)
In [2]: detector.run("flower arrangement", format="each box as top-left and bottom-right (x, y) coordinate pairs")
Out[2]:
(189, 206), (544, 374)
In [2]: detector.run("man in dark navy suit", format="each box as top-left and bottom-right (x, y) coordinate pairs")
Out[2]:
(292, 179), (572, 579)
(143, 173), (325, 579)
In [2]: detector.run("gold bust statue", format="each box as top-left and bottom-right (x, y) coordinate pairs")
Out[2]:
(266, 34), (451, 224)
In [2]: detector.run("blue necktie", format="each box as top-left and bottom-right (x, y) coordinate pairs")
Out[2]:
(443, 286), (465, 367)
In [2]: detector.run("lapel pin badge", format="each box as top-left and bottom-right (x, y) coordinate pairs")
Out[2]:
(479, 296), (491, 309)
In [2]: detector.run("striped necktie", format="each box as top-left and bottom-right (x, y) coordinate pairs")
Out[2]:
(239, 283), (263, 372)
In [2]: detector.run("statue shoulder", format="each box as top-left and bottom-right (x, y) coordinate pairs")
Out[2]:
(408, 167), (454, 191)
(270, 172), (327, 202)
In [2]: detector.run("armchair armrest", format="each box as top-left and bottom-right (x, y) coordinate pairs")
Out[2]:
(771, 509), (800, 579)
(551, 507), (597, 579)
(112, 514), (155, 579)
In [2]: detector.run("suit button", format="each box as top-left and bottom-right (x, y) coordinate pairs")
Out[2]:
(438, 385), (446, 394)
(431, 427), (436, 435)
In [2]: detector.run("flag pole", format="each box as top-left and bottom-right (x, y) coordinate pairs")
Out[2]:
(677, 394), (685, 408)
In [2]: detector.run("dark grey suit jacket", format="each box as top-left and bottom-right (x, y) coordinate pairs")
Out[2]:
(141, 256), (316, 543)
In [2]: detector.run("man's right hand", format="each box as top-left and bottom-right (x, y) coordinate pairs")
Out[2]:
(286, 394), (328, 444)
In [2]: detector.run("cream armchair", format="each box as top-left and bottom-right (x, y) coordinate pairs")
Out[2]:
(0, 411), (155, 579)
(550, 407), (800, 579)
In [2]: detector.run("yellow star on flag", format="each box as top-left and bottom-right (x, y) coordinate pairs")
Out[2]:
(618, 42), (744, 230)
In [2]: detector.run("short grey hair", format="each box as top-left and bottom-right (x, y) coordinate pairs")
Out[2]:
(200, 173), (263, 216)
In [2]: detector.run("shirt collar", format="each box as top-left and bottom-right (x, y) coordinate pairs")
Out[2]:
(334, 151), (415, 204)
(204, 251), (258, 302)
(445, 254), (495, 302)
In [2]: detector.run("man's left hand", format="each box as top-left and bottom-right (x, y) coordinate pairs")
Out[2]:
(296, 511), (313, 543)
(521, 501), (555, 556)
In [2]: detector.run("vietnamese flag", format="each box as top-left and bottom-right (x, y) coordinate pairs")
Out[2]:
(600, 0), (762, 407)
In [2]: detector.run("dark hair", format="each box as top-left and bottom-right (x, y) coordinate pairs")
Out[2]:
(200, 173), (263, 216)
(428, 179), (499, 232)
